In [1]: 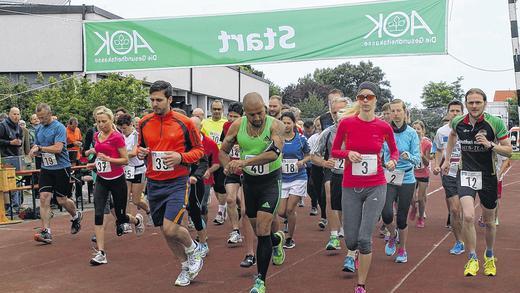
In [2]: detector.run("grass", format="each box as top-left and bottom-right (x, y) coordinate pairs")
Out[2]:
(512, 152), (520, 160)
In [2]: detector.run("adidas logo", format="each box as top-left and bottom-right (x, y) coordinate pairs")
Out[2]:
(261, 202), (271, 209)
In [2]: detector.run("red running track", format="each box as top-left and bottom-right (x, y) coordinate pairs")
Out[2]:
(1, 163), (519, 293)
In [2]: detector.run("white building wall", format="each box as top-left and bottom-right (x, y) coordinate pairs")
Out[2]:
(487, 102), (509, 126)
(192, 67), (239, 101)
(240, 74), (270, 104)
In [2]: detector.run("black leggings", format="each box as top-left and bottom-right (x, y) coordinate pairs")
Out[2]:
(310, 164), (327, 219)
(94, 175), (129, 226)
(381, 183), (415, 230)
(187, 179), (206, 231)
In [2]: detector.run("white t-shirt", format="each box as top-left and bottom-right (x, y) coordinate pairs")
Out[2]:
(434, 124), (461, 162)
(308, 133), (321, 166)
(124, 129), (146, 174)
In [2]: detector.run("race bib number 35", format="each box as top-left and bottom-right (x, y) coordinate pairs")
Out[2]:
(352, 155), (377, 176)
(461, 171), (482, 190)
(41, 153), (57, 167)
(282, 159), (298, 174)
(152, 152), (174, 172)
(245, 155), (269, 176)
(96, 159), (112, 174)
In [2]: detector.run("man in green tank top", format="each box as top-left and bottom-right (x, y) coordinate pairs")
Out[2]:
(219, 92), (285, 293)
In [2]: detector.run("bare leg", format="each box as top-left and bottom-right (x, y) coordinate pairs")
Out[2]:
(460, 196), (477, 254)
(358, 253), (372, 285)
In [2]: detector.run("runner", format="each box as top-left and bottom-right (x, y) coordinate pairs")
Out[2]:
(432, 101), (465, 254)
(278, 111), (310, 249)
(220, 92), (285, 293)
(268, 95), (283, 120)
(319, 89), (344, 132)
(302, 120), (318, 216)
(442, 88), (512, 277)
(116, 113), (152, 225)
(410, 120), (432, 228)
(201, 100), (228, 225)
(382, 99), (421, 264)
(86, 106), (145, 265)
(308, 117), (328, 229)
(29, 103), (83, 244)
(312, 97), (349, 251)
(137, 80), (205, 286)
(332, 82), (399, 293)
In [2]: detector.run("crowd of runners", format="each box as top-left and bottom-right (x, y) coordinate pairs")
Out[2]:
(22, 80), (512, 293)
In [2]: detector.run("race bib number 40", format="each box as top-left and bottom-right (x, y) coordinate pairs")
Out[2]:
(282, 159), (298, 174)
(41, 153), (57, 167)
(95, 158), (112, 174)
(152, 151), (174, 172)
(461, 171), (482, 190)
(245, 155), (269, 176)
(352, 155), (377, 176)
(385, 169), (405, 186)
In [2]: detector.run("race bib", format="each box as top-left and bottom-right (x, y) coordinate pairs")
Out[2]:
(152, 151), (174, 172)
(334, 159), (345, 170)
(41, 153), (57, 167)
(461, 171), (482, 190)
(210, 132), (220, 144)
(124, 166), (135, 179)
(447, 162), (458, 178)
(95, 158), (112, 174)
(229, 145), (240, 159)
(245, 155), (269, 176)
(282, 159), (298, 174)
(352, 155), (377, 176)
(385, 169), (405, 186)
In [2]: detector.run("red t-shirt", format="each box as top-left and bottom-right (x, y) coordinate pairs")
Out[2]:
(414, 137), (432, 178)
(94, 131), (126, 179)
(332, 115), (399, 188)
(202, 134), (219, 185)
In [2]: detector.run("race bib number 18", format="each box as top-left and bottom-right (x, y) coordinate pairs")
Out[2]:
(41, 153), (57, 167)
(282, 159), (298, 174)
(352, 155), (377, 176)
(461, 171), (482, 190)
(152, 152), (174, 172)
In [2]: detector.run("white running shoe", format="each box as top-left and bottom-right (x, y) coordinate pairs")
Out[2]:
(187, 250), (204, 280)
(90, 250), (107, 266)
(123, 223), (133, 234)
(197, 242), (209, 258)
(135, 214), (145, 236)
(175, 266), (190, 286)
(227, 230), (243, 246)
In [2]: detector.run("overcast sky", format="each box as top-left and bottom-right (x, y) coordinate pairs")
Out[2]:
(71, 0), (516, 107)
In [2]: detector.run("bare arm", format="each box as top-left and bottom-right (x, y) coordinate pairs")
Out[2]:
(219, 118), (240, 169)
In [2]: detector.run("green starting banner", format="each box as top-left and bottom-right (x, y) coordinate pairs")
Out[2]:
(83, 0), (448, 73)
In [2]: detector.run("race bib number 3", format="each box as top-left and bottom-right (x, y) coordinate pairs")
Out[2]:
(41, 153), (57, 167)
(385, 169), (405, 186)
(96, 159), (112, 174)
(124, 166), (135, 179)
(245, 155), (269, 176)
(461, 171), (482, 190)
(282, 159), (298, 174)
(352, 155), (377, 176)
(152, 152), (174, 172)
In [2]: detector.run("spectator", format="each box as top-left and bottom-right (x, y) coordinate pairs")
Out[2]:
(66, 117), (82, 165)
(0, 107), (23, 158)
(0, 113), (7, 123)
(28, 114), (41, 146)
(19, 120), (31, 156)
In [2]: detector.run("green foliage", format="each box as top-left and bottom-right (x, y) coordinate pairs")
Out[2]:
(409, 106), (445, 138)
(507, 96), (518, 128)
(421, 76), (464, 108)
(269, 82), (282, 97)
(296, 94), (327, 119)
(0, 76), (31, 116)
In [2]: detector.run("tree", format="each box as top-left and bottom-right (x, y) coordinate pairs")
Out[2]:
(0, 76), (31, 117)
(421, 77), (464, 109)
(239, 65), (282, 98)
(282, 74), (332, 106)
(409, 106), (446, 138)
(296, 94), (327, 119)
(507, 96), (518, 128)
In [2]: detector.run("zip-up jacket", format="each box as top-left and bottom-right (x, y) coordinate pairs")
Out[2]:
(138, 110), (204, 181)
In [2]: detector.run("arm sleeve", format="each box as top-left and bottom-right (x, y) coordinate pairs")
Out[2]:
(408, 131), (422, 167)
(331, 120), (348, 159)
(211, 141), (220, 165)
(180, 122), (205, 164)
(0, 125), (10, 146)
(433, 130), (443, 150)
(302, 136), (310, 154)
(385, 125), (399, 162)
(313, 131), (326, 156)
(83, 128), (94, 156)
(55, 125), (67, 144)
(495, 119), (509, 140)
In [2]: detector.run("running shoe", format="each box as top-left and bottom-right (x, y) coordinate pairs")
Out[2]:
(318, 218), (328, 231)
(250, 277), (266, 293)
(90, 250), (107, 266)
(379, 225), (390, 239)
(343, 255), (356, 273)
(464, 258), (479, 276)
(123, 223), (133, 234)
(34, 229), (52, 244)
(416, 217), (425, 228)
(483, 254), (497, 276)
(197, 242), (209, 258)
(338, 227), (345, 239)
(395, 248), (408, 263)
(213, 211), (225, 225)
(240, 254), (256, 268)
(70, 211), (83, 234)
(135, 214), (145, 236)
(354, 285), (367, 293)
(385, 231), (398, 256)
(146, 212), (154, 226)
(175, 266), (190, 287)
(408, 203), (417, 221)
(186, 248), (204, 280)
(227, 230), (243, 246)
(310, 207), (318, 216)
(326, 236), (341, 250)
(283, 218), (289, 234)
(116, 223), (125, 236)
(272, 231), (285, 265)
(283, 238), (296, 249)
(449, 241), (465, 255)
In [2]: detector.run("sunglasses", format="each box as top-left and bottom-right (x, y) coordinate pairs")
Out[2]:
(356, 94), (376, 101)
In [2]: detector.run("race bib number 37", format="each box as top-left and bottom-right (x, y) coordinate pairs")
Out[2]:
(152, 152), (174, 172)
(96, 159), (112, 174)
(352, 155), (377, 176)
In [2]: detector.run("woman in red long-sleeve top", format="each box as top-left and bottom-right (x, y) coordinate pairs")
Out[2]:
(331, 81), (399, 293)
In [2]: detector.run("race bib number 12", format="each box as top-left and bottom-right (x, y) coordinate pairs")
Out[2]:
(461, 171), (482, 190)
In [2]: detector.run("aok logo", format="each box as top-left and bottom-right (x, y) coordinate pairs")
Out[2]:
(94, 30), (155, 56)
(364, 10), (434, 39)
